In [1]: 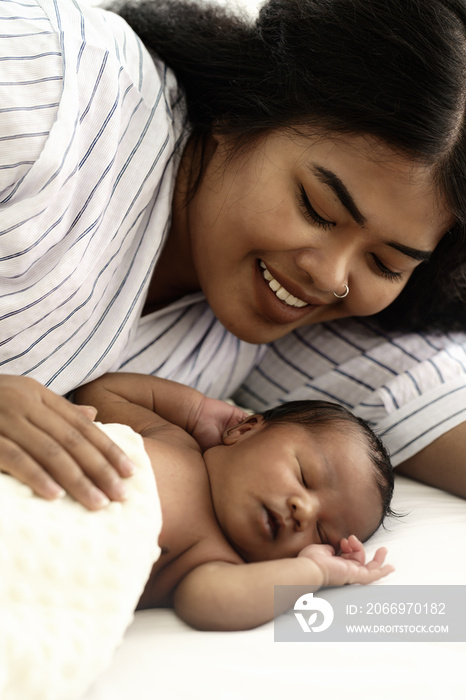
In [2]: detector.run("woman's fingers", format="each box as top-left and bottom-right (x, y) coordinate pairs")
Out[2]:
(0, 413), (124, 509)
(0, 375), (136, 509)
(43, 392), (136, 478)
(29, 415), (135, 508)
(74, 404), (98, 421)
(0, 434), (66, 499)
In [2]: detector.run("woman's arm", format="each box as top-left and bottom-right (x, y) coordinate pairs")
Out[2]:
(397, 423), (466, 499)
(174, 536), (392, 631)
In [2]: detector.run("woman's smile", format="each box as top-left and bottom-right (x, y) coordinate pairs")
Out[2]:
(253, 259), (329, 327)
(259, 261), (309, 308)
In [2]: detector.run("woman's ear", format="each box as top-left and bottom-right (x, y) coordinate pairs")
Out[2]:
(210, 129), (236, 156)
(222, 415), (264, 445)
(199, 131), (229, 175)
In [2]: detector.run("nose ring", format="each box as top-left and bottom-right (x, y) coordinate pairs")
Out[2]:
(333, 284), (349, 299)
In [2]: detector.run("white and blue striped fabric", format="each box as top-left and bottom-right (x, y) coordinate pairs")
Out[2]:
(0, 0), (266, 397)
(234, 320), (466, 465)
(1, 0), (465, 467)
(0, 0), (189, 391)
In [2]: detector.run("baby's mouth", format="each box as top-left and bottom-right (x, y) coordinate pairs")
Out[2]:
(265, 507), (280, 540)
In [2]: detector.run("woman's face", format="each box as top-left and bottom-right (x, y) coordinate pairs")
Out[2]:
(185, 130), (451, 344)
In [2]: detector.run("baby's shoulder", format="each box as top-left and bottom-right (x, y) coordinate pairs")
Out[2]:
(142, 420), (202, 454)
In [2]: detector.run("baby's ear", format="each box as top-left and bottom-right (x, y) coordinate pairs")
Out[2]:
(222, 415), (264, 445)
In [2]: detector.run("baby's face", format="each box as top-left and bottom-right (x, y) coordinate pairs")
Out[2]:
(203, 420), (382, 562)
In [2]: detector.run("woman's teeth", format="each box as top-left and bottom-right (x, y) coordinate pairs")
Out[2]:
(259, 261), (308, 308)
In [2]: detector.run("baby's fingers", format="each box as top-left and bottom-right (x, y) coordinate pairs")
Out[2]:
(339, 535), (365, 564)
(358, 548), (394, 582)
(362, 547), (391, 574)
(364, 563), (395, 582)
(371, 546), (389, 565)
(347, 560), (394, 585)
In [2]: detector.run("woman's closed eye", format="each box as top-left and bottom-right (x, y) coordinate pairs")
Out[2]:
(371, 253), (403, 282)
(299, 185), (405, 283)
(298, 186), (334, 231)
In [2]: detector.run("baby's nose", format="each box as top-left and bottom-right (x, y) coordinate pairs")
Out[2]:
(287, 493), (318, 532)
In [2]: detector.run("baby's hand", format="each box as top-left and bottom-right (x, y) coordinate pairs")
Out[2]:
(298, 534), (394, 586)
(188, 395), (249, 450)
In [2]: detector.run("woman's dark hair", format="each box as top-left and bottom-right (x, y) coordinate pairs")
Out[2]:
(114, 0), (466, 333)
(260, 399), (395, 535)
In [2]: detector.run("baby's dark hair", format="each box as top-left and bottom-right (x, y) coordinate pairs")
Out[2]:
(259, 400), (395, 534)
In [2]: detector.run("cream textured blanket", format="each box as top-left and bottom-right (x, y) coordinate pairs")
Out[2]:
(0, 423), (162, 700)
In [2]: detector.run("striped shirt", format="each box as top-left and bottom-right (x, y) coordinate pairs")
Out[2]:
(0, 0), (265, 395)
(0, 0), (187, 391)
(1, 0), (465, 466)
(234, 320), (466, 465)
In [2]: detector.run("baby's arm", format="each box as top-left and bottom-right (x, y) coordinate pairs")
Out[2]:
(76, 373), (246, 445)
(174, 536), (393, 631)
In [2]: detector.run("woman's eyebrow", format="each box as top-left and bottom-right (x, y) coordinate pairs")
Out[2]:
(308, 163), (366, 226)
(308, 163), (434, 262)
(387, 241), (432, 262)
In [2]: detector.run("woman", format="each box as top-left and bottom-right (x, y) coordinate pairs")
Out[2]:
(0, 0), (465, 506)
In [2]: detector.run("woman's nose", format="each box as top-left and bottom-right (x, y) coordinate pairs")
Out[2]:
(287, 492), (318, 533)
(295, 240), (353, 295)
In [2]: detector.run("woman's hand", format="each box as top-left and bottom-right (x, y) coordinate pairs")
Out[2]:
(187, 395), (249, 450)
(0, 375), (136, 509)
(298, 534), (394, 586)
